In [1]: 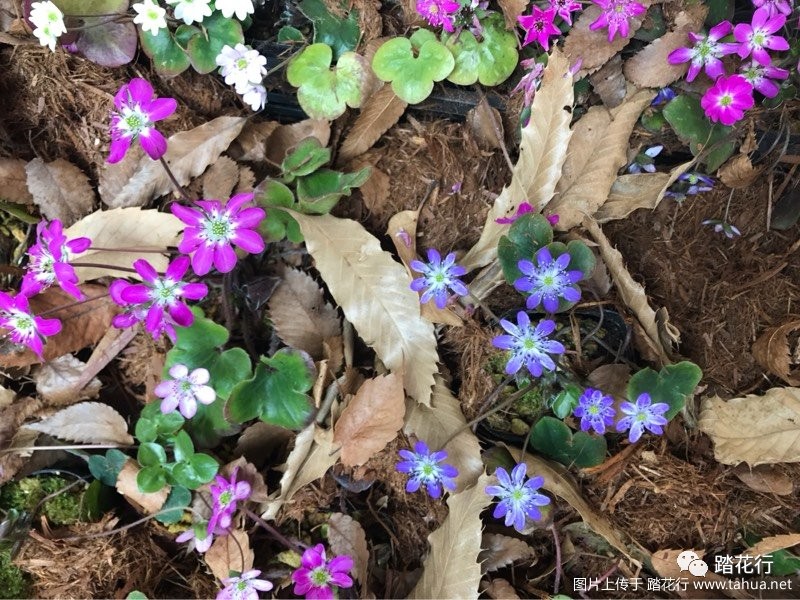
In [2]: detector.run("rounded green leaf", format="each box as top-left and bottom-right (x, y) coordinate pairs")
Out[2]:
(530, 416), (607, 468)
(155, 411), (185, 437)
(136, 465), (167, 493)
(372, 37), (455, 105)
(443, 14), (517, 86)
(497, 213), (554, 283)
(134, 417), (157, 443)
(155, 485), (191, 525)
(186, 12), (244, 74)
(171, 462), (204, 489)
(626, 361), (702, 420)
(138, 26), (190, 77)
(188, 453), (219, 483)
(137, 442), (167, 467)
(171, 430), (195, 463)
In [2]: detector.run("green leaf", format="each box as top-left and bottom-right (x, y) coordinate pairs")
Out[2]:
(372, 36), (455, 104)
(134, 417), (158, 443)
(551, 385), (582, 420)
(170, 462), (204, 489)
(166, 306), (232, 368)
(137, 442), (168, 467)
(154, 485), (191, 525)
(188, 453), (219, 483)
(297, 0), (359, 60)
(497, 213), (553, 283)
(172, 430), (195, 463)
(174, 24), (201, 49)
(281, 137), (331, 181)
(626, 361), (703, 420)
(286, 44), (367, 120)
(296, 167), (371, 214)
(136, 465), (167, 493)
(662, 95), (735, 172)
(127, 591), (150, 599)
(278, 25), (305, 43)
(254, 179), (300, 242)
(640, 109), (667, 133)
(228, 349), (315, 428)
(565, 239), (596, 278)
(87, 448), (128, 487)
(443, 14), (517, 86)
(704, 0), (734, 27)
(138, 26), (190, 77)
(155, 411), (186, 437)
(530, 416), (607, 468)
(186, 12), (244, 74)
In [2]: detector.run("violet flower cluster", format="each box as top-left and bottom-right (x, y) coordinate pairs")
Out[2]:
(572, 388), (671, 443)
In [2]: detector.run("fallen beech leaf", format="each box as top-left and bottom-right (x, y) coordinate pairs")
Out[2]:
(64, 208), (184, 283)
(409, 473), (493, 599)
(25, 158), (94, 226)
(733, 464), (794, 496)
(99, 116), (245, 208)
(266, 119), (332, 166)
(268, 269), (341, 360)
(700, 388), (800, 466)
(0, 158), (33, 205)
(479, 533), (536, 573)
(404, 375), (483, 491)
(71, 327), (137, 394)
(357, 164), (391, 213)
(461, 48), (573, 271)
(587, 363), (630, 400)
(328, 513), (369, 584)
(24, 401), (132, 445)
(234, 421), (294, 469)
(32, 354), (102, 406)
(205, 529), (254, 581)
(589, 55), (626, 108)
(752, 320), (800, 386)
(0, 397), (44, 484)
(718, 154), (762, 189)
(228, 120), (281, 162)
(481, 578), (520, 600)
(339, 86), (407, 161)
(497, 0), (526, 30)
(236, 165), (255, 193)
(290, 212), (439, 405)
(745, 533), (800, 557)
(651, 549), (730, 599)
(334, 373), (405, 467)
(467, 97), (504, 149)
(115, 459), (169, 514)
(202, 155), (239, 200)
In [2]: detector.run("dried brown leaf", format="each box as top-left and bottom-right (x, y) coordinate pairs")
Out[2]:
(229, 120), (281, 162)
(589, 55), (627, 108)
(462, 48), (573, 271)
(700, 388), (800, 466)
(236, 165), (255, 193)
(334, 373), (405, 467)
(235, 421), (294, 469)
(33, 354), (101, 406)
(339, 87), (407, 162)
(202, 155), (239, 200)
(497, 0), (527, 30)
(0, 396), (43, 484)
(328, 513), (369, 584)
(205, 530), (254, 581)
(409, 473), (493, 599)
(290, 212), (439, 405)
(587, 363), (631, 400)
(467, 97), (504, 149)
(752, 320), (800, 386)
(115, 459), (169, 514)
(745, 533), (800, 557)
(25, 158), (94, 226)
(481, 579), (520, 600)
(733, 464), (794, 496)
(24, 401), (132, 445)
(0, 158), (33, 204)
(266, 120), (332, 166)
(357, 164), (390, 213)
(72, 327), (137, 394)
(268, 269), (342, 360)
(718, 154), (762, 189)
(651, 549), (730, 598)
(99, 116), (245, 208)
(479, 533), (536, 573)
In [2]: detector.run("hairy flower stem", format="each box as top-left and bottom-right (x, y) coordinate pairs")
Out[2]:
(88, 246), (172, 253)
(70, 262), (139, 274)
(35, 292), (110, 317)
(244, 508), (305, 554)
(158, 156), (192, 202)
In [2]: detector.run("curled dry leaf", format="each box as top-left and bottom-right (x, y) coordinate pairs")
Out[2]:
(461, 48), (573, 271)
(467, 97), (505, 150)
(718, 154), (762, 189)
(71, 327), (138, 394)
(205, 529), (254, 582)
(356, 163), (391, 213)
(699, 388), (800, 466)
(0, 158), (33, 205)
(25, 158), (95, 226)
(478, 533), (536, 574)
(202, 155), (239, 200)
(228, 120), (281, 162)
(409, 473), (493, 600)
(266, 119), (332, 166)
(587, 363), (631, 400)
(0, 396), (43, 484)
(745, 533), (800, 557)
(497, 0), (527, 30)
(99, 116), (245, 208)
(339, 86), (407, 162)
(33, 354), (101, 406)
(328, 513), (369, 584)
(589, 55), (627, 109)
(290, 212), (439, 405)
(481, 579), (520, 600)
(115, 459), (169, 514)
(752, 320), (800, 386)
(236, 165), (256, 194)
(334, 373), (405, 467)
(733, 464), (794, 496)
(24, 401), (133, 445)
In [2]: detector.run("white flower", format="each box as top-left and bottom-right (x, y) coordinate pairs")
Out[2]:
(32, 24), (60, 51)
(241, 82), (267, 111)
(167, 0), (212, 25)
(29, 1), (66, 50)
(216, 44), (267, 92)
(154, 364), (216, 419)
(132, 0), (167, 35)
(214, 0), (255, 21)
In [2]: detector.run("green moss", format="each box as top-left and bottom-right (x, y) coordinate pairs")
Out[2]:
(0, 546), (30, 599)
(0, 476), (85, 526)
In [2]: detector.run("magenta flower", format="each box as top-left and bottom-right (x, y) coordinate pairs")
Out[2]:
(589, 0), (646, 42)
(518, 7), (560, 49)
(667, 22), (740, 82)
(176, 521), (215, 553)
(111, 256), (208, 340)
(496, 201), (535, 225)
(208, 467), (251, 534)
(511, 60), (545, 113)
(700, 74), (754, 126)
(739, 60), (789, 97)
(291, 544), (354, 600)
(171, 193), (266, 276)
(548, 0), (581, 25)
(416, 0), (460, 32)
(108, 78), (177, 164)
(0, 292), (61, 358)
(155, 364), (215, 419)
(109, 279), (179, 341)
(734, 7), (790, 66)
(752, 0), (793, 17)
(217, 570), (273, 600)
(21, 219), (91, 300)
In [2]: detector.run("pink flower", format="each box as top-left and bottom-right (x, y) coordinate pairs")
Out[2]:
(512, 59), (545, 110)
(548, 0), (581, 24)
(589, 0), (646, 42)
(111, 256), (207, 340)
(496, 202), (535, 224)
(21, 219), (90, 300)
(217, 570), (273, 600)
(739, 60), (789, 97)
(176, 522), (215, 553)
(667, 21), (740, 82)
(171, 193), (266, 276)
(700, 74), (754, 126)
(291, 544), (354, 600)
(734, 7), (790, 66)
(0, 292), (61, 358)
(108, 78), (177, 163)
(415, 0), (460, 32)
(518, 7), (560, 49)
(155, 364), (215, 419)
(208, 467), (251, 534)
(752, 0), (793, 17)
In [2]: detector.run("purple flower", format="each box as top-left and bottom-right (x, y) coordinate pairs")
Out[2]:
(0, 292), (61, 358)
(155, 364), (215, 419)
(492, 311), (565, 377)
(651, 87), (676, 106)
(701, 74), (754, 126)
(171, 193), (266, 276)
(291, 544), (354, 600)
(627, 145), (663, 174)
(511, 60), (545, 112)
(396, 440), (458, 498)
(615, 392), (669, 443)
(752, 0), (794, 17)
(108, 78), (177, 163)
(112, 256), (208, 341)
(415, 0), (460, 32)
(410, 248), (469, 309)
(679, 172), (715, 195)
(739, 60), (789, 97)
(667, 22), (740, 82)
(176, 521), (215, 553)
(518, 7), (560, 50)
(217, 570), (273, 600)
(208, 467), (251, 534)
(589, 0), (647, 42)
(21, 219), (91, 300)
(734, 7), (790, 66)
(109, 279), (179, 340)
(548, 0), (581, 25)
(485, 463), (550, 532)
(514, 247), (583, 313)
(702, 218), (741, 238)
(573, 388), (616, 434)
(496, 201), (535, 225)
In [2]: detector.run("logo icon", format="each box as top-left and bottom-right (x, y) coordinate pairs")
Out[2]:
(676, 551), (708, 577)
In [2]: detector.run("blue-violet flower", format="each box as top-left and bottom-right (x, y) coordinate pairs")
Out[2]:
(514, 248), (582, 313)
(615, 392), (669, 443)
(485, 463), (550, 532)
(492, 311), (564, 377)
(410, 248), (469, 309)
(573, 388), (616, 434)
(396, 440), (458, 498)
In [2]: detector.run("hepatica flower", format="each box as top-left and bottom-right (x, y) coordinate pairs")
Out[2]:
(702, 218), (741, 238)
(108, 78), (177, 163)
(573, 388), (616, 434)
(176, 521), (215, 553)
(410, 248), (469, 309)
(155, 364), (215, 419)
(739, 61), (789, 98)
(0, 292), (61, 358)
(167, 0), (212, 25)
(416, 0), (460, 33)
(485, 463), (550, 532)
(752, 0), (794, 17)
(514, 248), (582, 313)
(615, 392), (669, 443)
(701, 74), (754, 126)
(511, 61), (545, 112)
(492, 311), (564, 378)
(589, 0), (646, 42)
(548, 0), (582, 25)
(627, 145), (663, 174)
(518, 7), (560, 50)
(132, 0), (167, 35)
(172, 193), (266, 276)
(292, 544), (354, 600)
(396, 440), (458, 498)
(208, 467), (251, 533)
(214, 0), (256, 21)
(734, 7), (789, 66)
(651, 87), (676, 106)
(21, 219), (90, 300)
(667, 22), (739, 82)
(29, 1), (66, 51)
(217, 570), (273, 600)
(216, 44), (267, 93)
